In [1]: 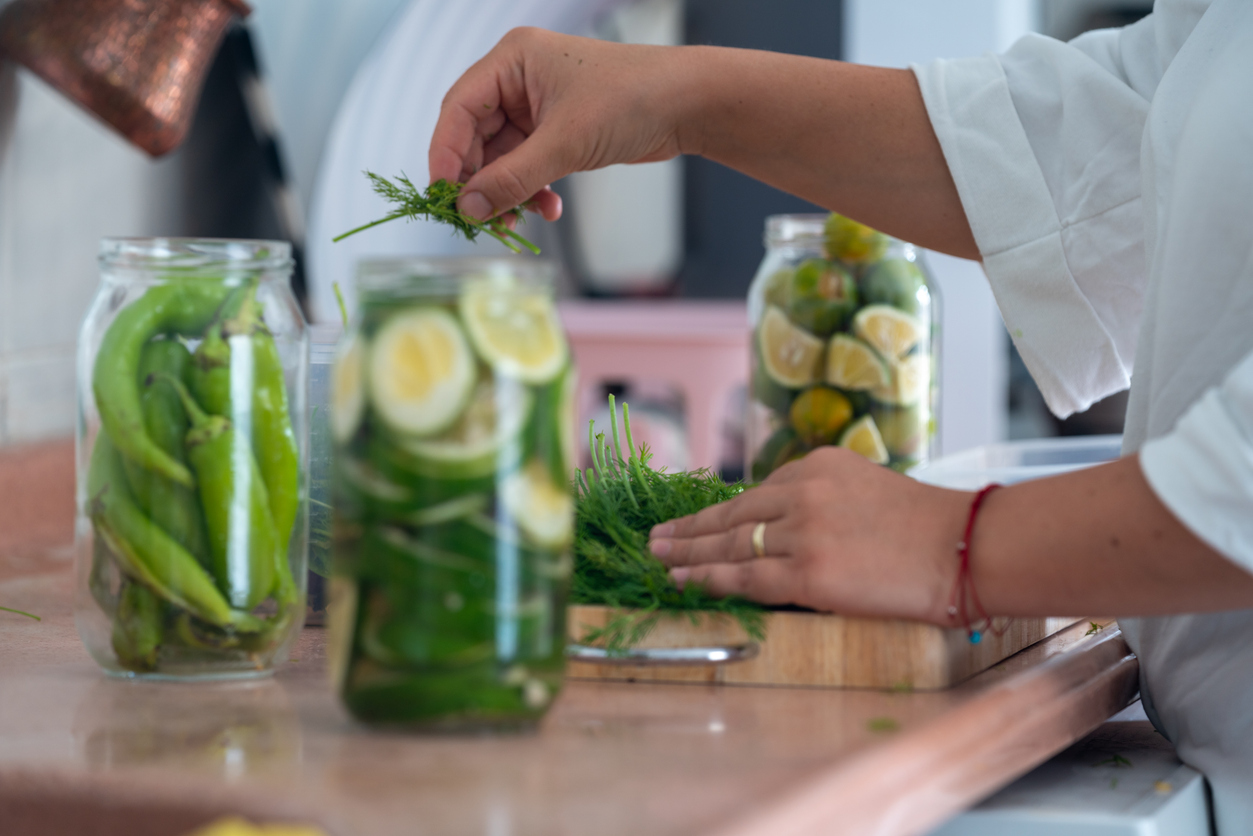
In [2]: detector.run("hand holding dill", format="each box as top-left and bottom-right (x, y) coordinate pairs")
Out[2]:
(333, 173), (541, 255)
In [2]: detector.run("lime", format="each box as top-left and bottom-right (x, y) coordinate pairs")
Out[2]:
(502, 459), (574, 549)
(870, 402), (926, 458)
(459, 277), (567, 383)
(398, 378), (532, 480)
(331, 332), (366, 443)
(369, 306), (476, 437)
(861, 257), (926, 315)
(763, 267), (794, 309)
(825, 334), (890, 391)
(871, 354), (930, 407)
(752, 345), (798, 412)
(751, 427), (808, 482)
(824, 213), (888, 263)
(787, 258), (859, 337)
(839, 415), (889, 464)
(789, 386), (854, 447)
(758, 305), (824, 389)
(853, 304), (925, 360)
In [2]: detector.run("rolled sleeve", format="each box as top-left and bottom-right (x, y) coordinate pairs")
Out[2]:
(1140, 349), (1253, 573)
(912, 27), (1155, 418)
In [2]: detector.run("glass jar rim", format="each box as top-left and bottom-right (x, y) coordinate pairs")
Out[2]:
(763, 214), (829, 247)
(99, 238), (293, 273)
(356, 256), (556, 300)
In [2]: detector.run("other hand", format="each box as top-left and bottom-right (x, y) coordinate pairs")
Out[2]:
(648, 447), (972, 625)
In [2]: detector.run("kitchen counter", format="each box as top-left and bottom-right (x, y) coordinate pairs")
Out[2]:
(0, 441), (1139, 836)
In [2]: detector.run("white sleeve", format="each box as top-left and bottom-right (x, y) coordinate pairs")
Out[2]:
(1140, 350), (1253, 573)
(911, 15), (1173, 418)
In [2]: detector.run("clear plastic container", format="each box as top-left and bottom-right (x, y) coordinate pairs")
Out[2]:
(75, 238), (309, 679)
(746, 214), (938, 479)
(909, 435), (1123, 490)
(329, 257), (573, 731)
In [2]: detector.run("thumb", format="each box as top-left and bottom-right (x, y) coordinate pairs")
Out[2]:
(458, 125), (575, 221)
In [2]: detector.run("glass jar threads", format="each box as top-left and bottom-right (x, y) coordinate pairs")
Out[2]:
(747, 214), (938, 480)
(76, 238), (309, 679)
(330, 258), (573, 731)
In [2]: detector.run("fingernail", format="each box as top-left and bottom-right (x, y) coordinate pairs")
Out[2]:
(649, 538), (672, 558)
(460, 191), (492, 220)
(651, 522), (674, 538)
(670, 567), (690, 587)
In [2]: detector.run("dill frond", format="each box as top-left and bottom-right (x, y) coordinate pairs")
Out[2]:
(572, 396), (766, 651)
(333, 173), (541, 255)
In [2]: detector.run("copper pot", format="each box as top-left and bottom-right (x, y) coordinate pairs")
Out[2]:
(0, 0), (251, 157)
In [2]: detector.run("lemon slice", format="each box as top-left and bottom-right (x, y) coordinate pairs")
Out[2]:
(871, 354), (930, 407)
(502, 459), (574, 549)
(839, 415), (889, 464)
(853, 304), (925, 360)
(825, 334), (890, 391)
(758, 305), (824, 388)
(369, 307), (476, 436)
(459, 277), (567, 383)
(331, 333), (366, 443)
(400, 378), (532, 480)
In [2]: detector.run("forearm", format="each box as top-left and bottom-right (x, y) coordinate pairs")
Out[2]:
(970, 455), (1253, 618)
(672, 47), (978, 259)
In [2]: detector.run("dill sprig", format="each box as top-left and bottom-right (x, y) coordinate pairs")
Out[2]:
(1, 605), (40, 621)
(333, 173), (541, 254)
(572, 396), (766, 651)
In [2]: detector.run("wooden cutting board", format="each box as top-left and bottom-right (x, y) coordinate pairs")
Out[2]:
(566, 605), (1078, 691)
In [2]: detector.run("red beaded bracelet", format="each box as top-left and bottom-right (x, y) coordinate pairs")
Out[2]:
(948, 483), (1003, 644)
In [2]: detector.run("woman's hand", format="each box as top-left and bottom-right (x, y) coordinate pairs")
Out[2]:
(429, 28), (688, 223)
(649, 447), (972, 625)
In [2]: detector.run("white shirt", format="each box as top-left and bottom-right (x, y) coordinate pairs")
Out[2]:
(914, 1), (1253, 830)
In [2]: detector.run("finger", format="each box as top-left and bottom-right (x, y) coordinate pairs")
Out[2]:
(671, 559), (797, 606)
(481, 121), (530, 166)
(525, 187), (562, 221)
(651, 484), (791, 541)
(653, 518), (795, 567)
(458, 122), (577, 220)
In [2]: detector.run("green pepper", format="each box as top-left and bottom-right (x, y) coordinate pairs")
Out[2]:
(192, 288), (300, 571)
(158, 374), (283, 610)
(92, 280), (236, 488)
(111, 581), (163, 672)
(122, 339), (212, 567)
(87, 433), (236, 627)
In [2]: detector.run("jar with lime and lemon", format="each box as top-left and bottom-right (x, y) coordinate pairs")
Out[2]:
(747, 214), (937, 480)
(328, 258), (574, 730)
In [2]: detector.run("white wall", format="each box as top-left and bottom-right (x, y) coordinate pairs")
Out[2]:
(0, 67), (184, 446)
(845, 0), (1033, 455)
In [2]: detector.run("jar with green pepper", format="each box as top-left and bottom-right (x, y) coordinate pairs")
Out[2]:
(75, 239), (309, 679)
(329, 258), (573, 731)
(747, 214), (938, 479)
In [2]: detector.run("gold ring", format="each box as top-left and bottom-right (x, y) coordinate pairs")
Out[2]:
(751, 522), (767, 558)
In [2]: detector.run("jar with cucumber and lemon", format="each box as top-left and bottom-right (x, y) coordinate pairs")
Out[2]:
(329, 259), (574, 730)
(747, 214), (937, 480)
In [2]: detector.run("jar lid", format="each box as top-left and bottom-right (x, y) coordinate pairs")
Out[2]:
(99, 238), (292, 273)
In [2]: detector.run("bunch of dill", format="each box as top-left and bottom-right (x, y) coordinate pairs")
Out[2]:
(572, 397), (766, 651)
(333, 173), (541, 254)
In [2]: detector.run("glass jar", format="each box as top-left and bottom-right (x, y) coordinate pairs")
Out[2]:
(329, 257), (573, 731)
(746, 214), (938, 479)
(75, 238), (309, 679)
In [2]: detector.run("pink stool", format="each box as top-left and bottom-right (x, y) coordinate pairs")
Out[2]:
(558, 300), (750, 472)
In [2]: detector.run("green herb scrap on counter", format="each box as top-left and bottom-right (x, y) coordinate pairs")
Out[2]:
(751, 212), (934, 480)
(88, 278), (301, 674)
(333, 173), (541, 255)
(571, 396), (766, 652)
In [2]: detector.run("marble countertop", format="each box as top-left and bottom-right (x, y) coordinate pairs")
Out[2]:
(0, 440), (1140, 836)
